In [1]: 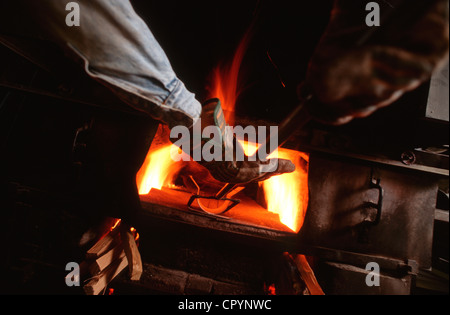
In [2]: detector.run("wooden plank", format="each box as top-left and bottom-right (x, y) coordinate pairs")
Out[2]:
(292, 254), (325, 295)
(89, 244), (126, 276)
(86, 223), (121, 259)
(120, 224), (143, 281)
(83, 255), (128, 295)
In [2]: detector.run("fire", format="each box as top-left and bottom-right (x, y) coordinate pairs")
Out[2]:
(265, 283), (276, 295)
(109, 218), (139, 241)
(136, 136), (308, 233)
(136, 144), (185, 195)
(239, 140), (309, 233)
(111, 218), (121, 231)
(207, 22), (309, 233)
(261, 150), (309, 233)
(136, 21), (309, 234)
(208, 26), (253, 126)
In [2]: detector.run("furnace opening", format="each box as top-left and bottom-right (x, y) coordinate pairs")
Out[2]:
(136, 124), (309, 233)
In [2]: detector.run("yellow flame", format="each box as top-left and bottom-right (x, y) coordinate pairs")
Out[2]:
(136, 145), (180, 195)
(137, 137), (308, 233)
(261, 149), (309, 233)
(208, 26), (254, 126)
(238, 140), (309, 233)
(203, 17), (309, 232)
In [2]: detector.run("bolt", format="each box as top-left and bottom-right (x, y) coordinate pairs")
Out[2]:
(401, 151), (416, 165)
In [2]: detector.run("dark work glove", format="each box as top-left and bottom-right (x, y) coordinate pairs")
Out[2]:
(171, 99), (295, 184)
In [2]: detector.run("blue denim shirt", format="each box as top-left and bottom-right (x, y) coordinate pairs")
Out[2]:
(1, 0), (202, 128)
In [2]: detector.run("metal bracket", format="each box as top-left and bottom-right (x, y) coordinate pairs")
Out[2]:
(357, 172), (384, 243)
(363, 171), (384, 226)
(368, 176), (384, 225)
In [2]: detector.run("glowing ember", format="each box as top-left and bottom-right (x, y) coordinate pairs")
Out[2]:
(265, 283), (276, 295)
(111, 219), (121, 231)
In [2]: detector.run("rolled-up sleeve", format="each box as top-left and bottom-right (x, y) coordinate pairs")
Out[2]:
(1, 0), (202, 128)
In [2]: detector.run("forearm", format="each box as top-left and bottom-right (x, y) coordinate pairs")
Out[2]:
(0, 0), (201, 128)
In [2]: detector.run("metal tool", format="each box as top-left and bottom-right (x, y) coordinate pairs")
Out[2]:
(187, 176), (244, 215)
(252, 94), (313, 162)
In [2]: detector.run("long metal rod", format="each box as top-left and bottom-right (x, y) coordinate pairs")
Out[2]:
(252, 95), (313, 161)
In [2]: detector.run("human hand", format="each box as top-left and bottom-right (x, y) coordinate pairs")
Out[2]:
(203, 153), (295, 185)
(171, 98), (295, 184)
(304, 0), (449, 125)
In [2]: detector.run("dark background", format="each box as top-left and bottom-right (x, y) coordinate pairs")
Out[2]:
(130, 0), (333, 122)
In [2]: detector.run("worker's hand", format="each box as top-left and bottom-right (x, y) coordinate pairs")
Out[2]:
(197, 99), (295, 184)
(304, 0), (449, 125)
(202, 148), (296, 185)
(171, 99), (295, 184)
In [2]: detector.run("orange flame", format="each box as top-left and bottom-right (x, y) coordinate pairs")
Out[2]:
(136, 145), (174, 194)
(265, 283), (276, 295)
(261, 150), (309, 233)
(110, 219), (121, 231)
(208, 27), (254, 126)
(136, 137), (308, 232)
(136, 21), (309, 234)
(208, 22), (309, 233)
(136, 142), (188, 195)
(238, 140), (308, 233)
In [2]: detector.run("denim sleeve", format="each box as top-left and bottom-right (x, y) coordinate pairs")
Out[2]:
(3, 0), (202, 128)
